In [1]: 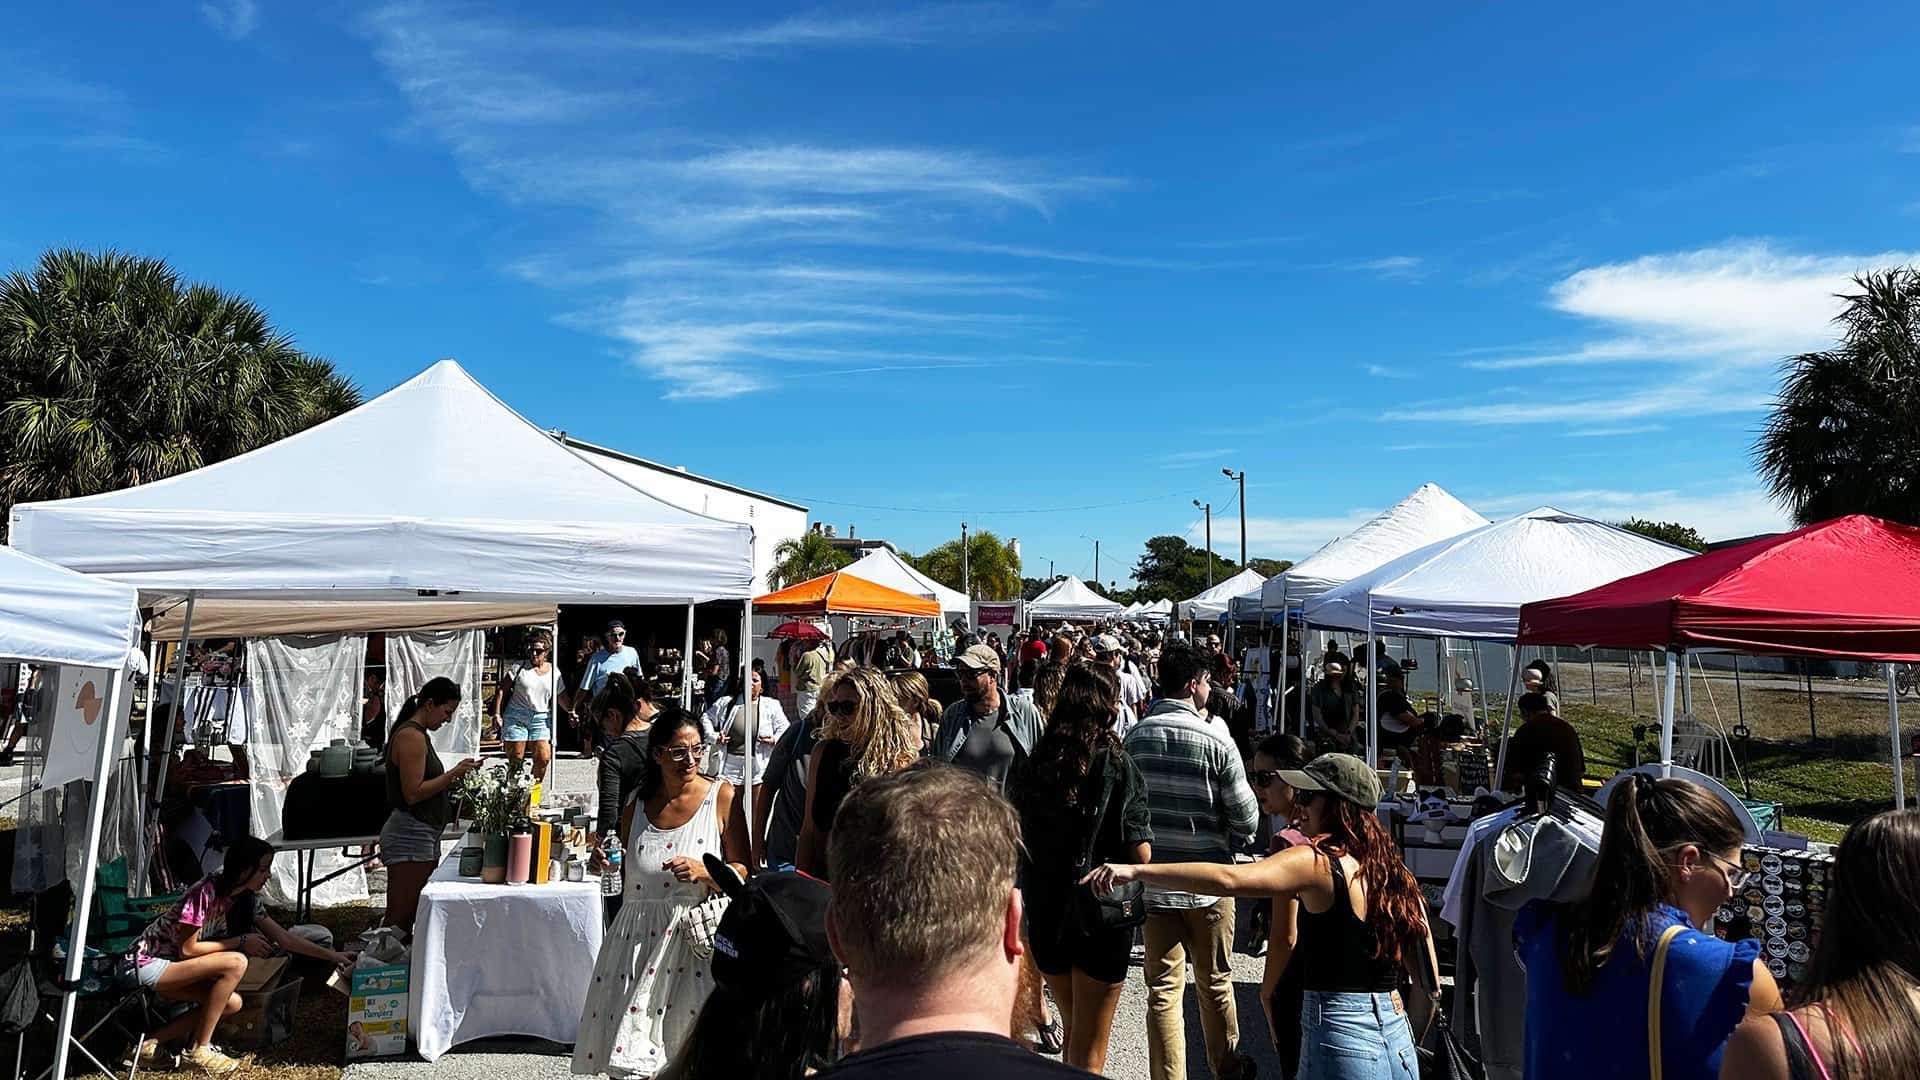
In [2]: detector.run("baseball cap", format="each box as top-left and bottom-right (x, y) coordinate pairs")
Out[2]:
(1093, 634), (1124, 654)
(955, 643), (1002, 672)
(702, 855), (835, 989)
(606, 619), (626, 632)
(1276, 753), (1382, 809)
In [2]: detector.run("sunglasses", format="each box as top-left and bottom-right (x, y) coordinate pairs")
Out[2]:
(657, 743), (708, 764)
(1251, 769), (1282, 788)
(825, 699), (858, 716)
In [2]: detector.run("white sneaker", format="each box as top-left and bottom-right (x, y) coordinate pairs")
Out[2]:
(180, 1044), (243, 1075)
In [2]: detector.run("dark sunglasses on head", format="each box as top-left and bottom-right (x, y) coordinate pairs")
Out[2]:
(826, 699), (858, 716)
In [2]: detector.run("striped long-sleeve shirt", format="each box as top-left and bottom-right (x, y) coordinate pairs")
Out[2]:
(1123, 697), (1260, 910)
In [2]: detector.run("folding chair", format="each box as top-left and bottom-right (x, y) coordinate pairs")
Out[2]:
(20, 860), (185, 1080)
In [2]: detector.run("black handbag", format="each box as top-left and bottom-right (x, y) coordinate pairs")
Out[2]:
(1411, 935), (1484, 1080)
(1070, 752), (1147, 932)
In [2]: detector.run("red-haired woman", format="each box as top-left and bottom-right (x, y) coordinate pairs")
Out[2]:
(1084, 752), (1433, 1080)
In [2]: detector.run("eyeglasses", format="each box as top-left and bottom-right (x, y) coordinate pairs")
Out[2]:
(825, 699), (858, 716)
(1251, 769), (1282, 788)
(1704, 850), (1750, 890)
(658, 743), (707, 764)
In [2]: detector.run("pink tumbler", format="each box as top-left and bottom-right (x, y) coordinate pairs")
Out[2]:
(506, 831), (533, 885)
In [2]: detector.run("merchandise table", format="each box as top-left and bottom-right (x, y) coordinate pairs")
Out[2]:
(409, 845), (604, 1061)
(265, 824), (459, 921)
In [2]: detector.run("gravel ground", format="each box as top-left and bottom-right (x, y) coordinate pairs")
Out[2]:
(343, 749), (1285, 1080)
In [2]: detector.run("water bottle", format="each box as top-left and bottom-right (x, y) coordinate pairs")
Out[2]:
(600, 832), (623, 897)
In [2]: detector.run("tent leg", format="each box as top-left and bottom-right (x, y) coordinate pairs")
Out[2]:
(1276, 601), (1290, 740)
(740, 594), (756, 867)
(51, 670), (127, 1080)
(1298, 620), (1310, 739)
(1660, 651), (1679, 777)
(1492, 645), (1522, 791)
(151, 592), (197, 814)
(681, 603), (696, 710)
(1365, 599), (1378, 770)
(1472, 642), (1489, 732)
(1890, 663), (1906, 811)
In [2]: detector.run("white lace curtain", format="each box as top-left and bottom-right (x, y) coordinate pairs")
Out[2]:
(9, 668), (142, 895)
(249, 633), (369, 908)
(384, 630), (483, 760)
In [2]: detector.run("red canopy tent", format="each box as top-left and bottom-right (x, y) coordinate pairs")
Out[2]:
(1517, 514), (1919, 802)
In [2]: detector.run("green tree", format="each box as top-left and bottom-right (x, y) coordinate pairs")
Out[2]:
(1248, 557), (1294, 578)
(1757, 267), (1920, 525)
(767, 532), (852, 589)
(914, 530), (1022, 600)
(0, 249), (361, 535)
(1129, 535), (1241, 600)
(1617, 519), (1708, 551)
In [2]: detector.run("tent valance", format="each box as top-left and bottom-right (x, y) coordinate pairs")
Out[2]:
(754, 570), (942, 619)
(0, 545), (140, 670)
(147, 599), (558, 641)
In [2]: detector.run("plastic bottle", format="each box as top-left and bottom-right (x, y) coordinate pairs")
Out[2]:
(600, 833), (623, 897)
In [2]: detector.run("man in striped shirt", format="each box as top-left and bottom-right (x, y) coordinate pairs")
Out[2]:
(1123, 640), (1260, 1080)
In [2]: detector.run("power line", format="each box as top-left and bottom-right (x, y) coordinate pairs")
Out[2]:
(774, 486), (1202, 516)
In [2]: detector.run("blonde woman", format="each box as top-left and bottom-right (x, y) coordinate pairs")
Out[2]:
(887, 669), (942, 754)
(794, 668), (922, 879)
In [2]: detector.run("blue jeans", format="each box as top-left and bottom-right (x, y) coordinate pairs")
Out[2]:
(1298, 991), (1417, 1080)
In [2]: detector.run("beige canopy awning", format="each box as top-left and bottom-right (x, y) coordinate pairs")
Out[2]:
(146, 599), (558, 641)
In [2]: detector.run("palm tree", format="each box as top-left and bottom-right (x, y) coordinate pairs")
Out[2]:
(767, 532), (852, 589)
(914, 530), (1022, 600)
(1756, 268), (1920, 525)
(0, 249), (361, 535)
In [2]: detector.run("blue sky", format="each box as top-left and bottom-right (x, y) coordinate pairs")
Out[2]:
(7, 3), (1917, 587)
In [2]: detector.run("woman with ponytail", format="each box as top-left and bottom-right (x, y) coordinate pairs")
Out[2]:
(1084, 753), (1434, 1080)
(380, 677), (480, 934)
(1721, 808), (1920, 1080)
(1516, 773), (1780, 1080)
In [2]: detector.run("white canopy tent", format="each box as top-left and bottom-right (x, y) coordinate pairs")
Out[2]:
(0, 547), (142, 1080)
(840, 547), (970, 618)
(1179, 568), (1267, 622)
(9, 359), (754, 604)
(1300, 507), (1693, 765)
(1136, 598), (1174, 623)
(1026, 576), (1124, 622)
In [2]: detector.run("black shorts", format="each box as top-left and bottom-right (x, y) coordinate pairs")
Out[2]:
(1025, 883), (1131, 985)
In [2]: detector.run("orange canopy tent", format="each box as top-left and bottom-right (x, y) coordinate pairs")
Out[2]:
(754, 569), (943, 619)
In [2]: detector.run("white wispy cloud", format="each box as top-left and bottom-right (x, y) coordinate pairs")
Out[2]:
(1568, 424), (1664, 438)
(200, 0), (260, 40)
(1466, 242), (1920, 371)
(1206, 508), (1385, 561)
(359, 2), (1143, 399)
(1364, 363), (1412, 379)
(1384, 371), (1772, 426)
(1340, 255), (1424, 280)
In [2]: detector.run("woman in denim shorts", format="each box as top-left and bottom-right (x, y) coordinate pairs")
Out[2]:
(492, 632), (560, 782)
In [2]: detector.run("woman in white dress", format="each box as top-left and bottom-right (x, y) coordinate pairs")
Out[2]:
(574, 705), (750, 1078)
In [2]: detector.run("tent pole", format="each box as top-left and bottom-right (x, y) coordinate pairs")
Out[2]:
(1660, 651), (1679, 777)
(1298, 616), (1310, 739)
(681, 603), (696, 710)
(1492, 644), (1522, 790)
(1275, 586), (1289, 740)
(740, 591), (756, 866)
(1472, 642), (1489, 732)
(1889, 663), (1906, 811)
(51, 668), (127, 1080)
(1365, 598), (1378, 770)
(137, 640), (158, 812)
(1680, 653), (1693, 726)
(151, 591), (197, 813)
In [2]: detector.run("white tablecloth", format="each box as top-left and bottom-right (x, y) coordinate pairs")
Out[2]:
(410, 847), (603, 1061)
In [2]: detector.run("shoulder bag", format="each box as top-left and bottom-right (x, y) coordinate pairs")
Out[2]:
(1071, 752), (1147, 932)
(1648, 923), (1685, 1080)
(1412, 929), (1484, 1080)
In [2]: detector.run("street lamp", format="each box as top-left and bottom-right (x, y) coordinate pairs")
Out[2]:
(1193, 500), (1213, 587)
(1223, 468), (1246, 568)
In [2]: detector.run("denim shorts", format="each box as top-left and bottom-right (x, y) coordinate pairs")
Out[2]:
(131, 957), (170, 989)
(378, 810), (444, 865)
(1298, 990), (1417, 1080)
(500, 705), (551, 743)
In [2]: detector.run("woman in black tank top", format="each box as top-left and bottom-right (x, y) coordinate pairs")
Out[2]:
(1084, 753), (1434, 1080)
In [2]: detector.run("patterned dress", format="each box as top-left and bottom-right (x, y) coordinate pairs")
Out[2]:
(572, 780), (724, 1077)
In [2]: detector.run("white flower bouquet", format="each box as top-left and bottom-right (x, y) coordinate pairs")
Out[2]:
(453, 758), (537, 834)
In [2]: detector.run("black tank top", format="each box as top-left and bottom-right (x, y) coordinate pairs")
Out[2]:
(1296, 851), (1400, 992)
(385, 719), (452, 829)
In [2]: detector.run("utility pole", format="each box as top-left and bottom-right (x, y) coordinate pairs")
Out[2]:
(961, 521), (970, 599)
(1194, 500), (1213, 587)
(1223, 468), (1246, 567)
(1080, 535), (1100, 584)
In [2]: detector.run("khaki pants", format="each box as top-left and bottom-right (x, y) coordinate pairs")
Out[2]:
(1143, 899), (1240, 1080)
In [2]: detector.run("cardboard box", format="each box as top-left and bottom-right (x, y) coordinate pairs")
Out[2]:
(217, 959), (300, 1051)
(345, 962), (410, 1059)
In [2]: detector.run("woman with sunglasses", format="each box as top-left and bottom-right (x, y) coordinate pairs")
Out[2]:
(574, 703), (751, 1078)
(1514, 773), (1780, 1080)
(793, 668), (919, 880)
(492, 631), (560, 783)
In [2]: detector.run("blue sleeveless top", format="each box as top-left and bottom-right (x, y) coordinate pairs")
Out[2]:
(1514, 902), (1759, 1080)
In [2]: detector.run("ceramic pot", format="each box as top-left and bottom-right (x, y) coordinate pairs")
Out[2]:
(481, 831), (509, 884)
(506, 830), (533, 885)
(458, 829), (483, 878)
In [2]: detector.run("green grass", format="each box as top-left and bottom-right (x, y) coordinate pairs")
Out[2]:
(1558, 700), (1901, 845)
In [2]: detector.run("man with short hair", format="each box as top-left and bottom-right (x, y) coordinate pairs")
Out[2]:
(933, 644), (1044, 792)
(822, 763), (1086, 1078)
(580, 620), (639, 699)
(793, 636), (833, 721)
(1125, 641), (1259, 1080)
(1499, 691), (1587, 793)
